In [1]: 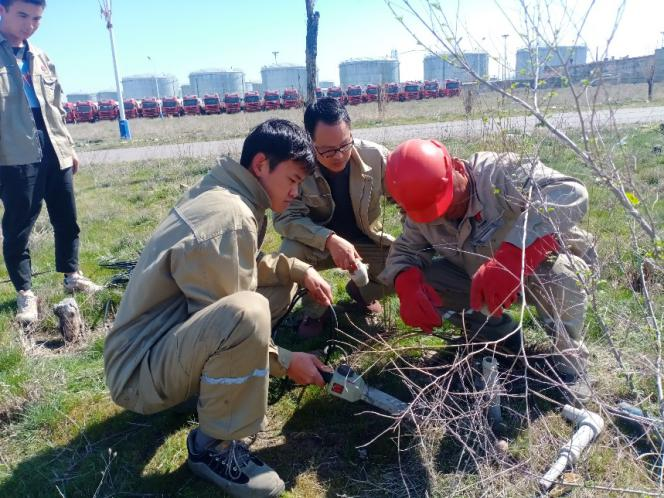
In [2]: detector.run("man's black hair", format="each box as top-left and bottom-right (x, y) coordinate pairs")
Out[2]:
(0, 0), (46, 8)
(240, 119), (315, 174)
(303, 97), (351, 138)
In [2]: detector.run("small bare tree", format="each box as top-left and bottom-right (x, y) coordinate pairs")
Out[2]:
(646, 62), (656, 102)
(360, 0), (664, 495)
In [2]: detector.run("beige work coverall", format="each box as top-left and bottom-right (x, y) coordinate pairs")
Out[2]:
(380, 152), (597, 375)
(273, 140), (395, 316)
(104, 158), (310, 441)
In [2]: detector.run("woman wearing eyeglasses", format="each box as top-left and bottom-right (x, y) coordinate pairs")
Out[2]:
(274, 97), (394, 338)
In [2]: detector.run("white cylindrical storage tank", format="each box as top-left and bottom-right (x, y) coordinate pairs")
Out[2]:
(424, 53), (488, 83)
(189, 69), (245, 96)
(339, 58), (399, 87)
(122, 74), (179, 100)
(515, 46), (587, 78)
(245, 81), (263, 93)
(67, 92), (96, 103)
(96, 91), (117, 101)
(261, 64), (307, 94)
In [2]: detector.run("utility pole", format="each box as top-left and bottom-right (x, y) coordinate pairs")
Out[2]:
(99, 0), (130, 140)
(147, 56), (163, 118)
(272, 51), (279, 64)
(502, 34), (509, 81)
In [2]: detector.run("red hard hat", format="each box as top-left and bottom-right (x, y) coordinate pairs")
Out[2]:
(386, 139), (454, 223)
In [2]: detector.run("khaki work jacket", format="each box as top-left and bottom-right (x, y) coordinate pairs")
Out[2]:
(104, 158), (311, 405)
(0, 35), (77, 167)
(273, 139), (394, 250)
(380, 151), (595, 285)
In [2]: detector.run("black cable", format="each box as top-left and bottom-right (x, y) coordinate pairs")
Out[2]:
(271, 287), (308, 340)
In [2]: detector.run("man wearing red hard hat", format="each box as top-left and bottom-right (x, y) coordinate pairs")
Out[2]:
(380, 139), (597, 403)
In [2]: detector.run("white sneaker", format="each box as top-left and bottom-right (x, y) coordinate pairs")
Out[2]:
(63, 271), (104, 294)
(16, 290), (39, 324)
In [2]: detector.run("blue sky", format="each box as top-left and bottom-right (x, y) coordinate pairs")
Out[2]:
(24, 0), (664, 94)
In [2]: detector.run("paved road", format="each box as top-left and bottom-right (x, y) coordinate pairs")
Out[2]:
(79, 105), (664, 166)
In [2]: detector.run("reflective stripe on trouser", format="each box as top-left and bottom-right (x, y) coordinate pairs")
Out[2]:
(422, 255), (590, 376)
(279, 238), (393, 318)
(136, 291), (272, 441)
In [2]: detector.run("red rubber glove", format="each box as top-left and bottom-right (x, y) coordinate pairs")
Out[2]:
(470, 234), (558, 316)
(394, 267), (443, 333)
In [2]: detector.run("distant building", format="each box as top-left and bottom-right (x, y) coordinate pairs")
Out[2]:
(552, 52), (661, 85)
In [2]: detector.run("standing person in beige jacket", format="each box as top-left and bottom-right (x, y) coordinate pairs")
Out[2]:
(105, 120), (334, 498)
(0, 0), (102, 325)
(274, 97), (394, 337)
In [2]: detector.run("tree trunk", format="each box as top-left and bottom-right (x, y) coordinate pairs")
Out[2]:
(305, 0), (319, 106)
(647, 64), (655, 102)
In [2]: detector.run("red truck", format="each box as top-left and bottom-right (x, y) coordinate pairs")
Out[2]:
(98, 99), (119, 120)
(281, 88), (302, 109)
(440, 79), (461, 97)
(401, 81), (422, 101)
(224, 93), (242, 114)
(326, 86), (347, 105)
(141, 97), (162, 118)
(162, 96), (184, 117)
(423, 80), (440, 98)
(384, 82), (400, 101)
(123, 98), (140, 118)
(75, 100), (98, 123)
(263, 90), (280, 111)
(365, 84), (379, 102)
(346, 85), (364, 105)
(183, 95), (204, 115)
(203, 94), (224, 114)
(64, 102), (77, 123)
(243, 91), (263, 112)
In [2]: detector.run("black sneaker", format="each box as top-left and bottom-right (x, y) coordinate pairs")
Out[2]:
(558, 372), (593, 406)
(187, 429), (285, 497)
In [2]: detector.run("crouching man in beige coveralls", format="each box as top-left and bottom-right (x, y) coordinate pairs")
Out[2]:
(380, 139), (597, 404)
(104, 119), (334, 498)
(274, 97), (394, 338)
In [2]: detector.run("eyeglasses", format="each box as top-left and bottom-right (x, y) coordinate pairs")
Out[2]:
(315, 136), (354, 158)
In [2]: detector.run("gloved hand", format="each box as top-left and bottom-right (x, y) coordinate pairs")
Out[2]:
(394, 267), (443, 333)
(470, 234), (558, 316)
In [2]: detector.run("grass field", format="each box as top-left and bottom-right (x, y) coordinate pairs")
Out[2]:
(67, 82), (664, 153)
(0, 115), (662, 496)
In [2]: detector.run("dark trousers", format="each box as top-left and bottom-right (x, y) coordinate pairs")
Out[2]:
(0, 123), (80, 291)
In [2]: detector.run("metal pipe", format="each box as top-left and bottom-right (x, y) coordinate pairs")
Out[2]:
(101, 3), (131, 140)
(539, 405), (604, 491)
(482, 357), (502, 428)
